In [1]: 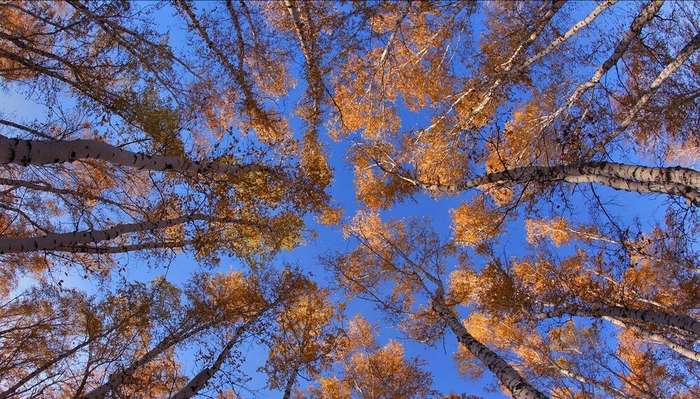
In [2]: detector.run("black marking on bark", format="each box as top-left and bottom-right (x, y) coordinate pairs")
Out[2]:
(6, 146), (16, 164)
(20, 141), (32, 165)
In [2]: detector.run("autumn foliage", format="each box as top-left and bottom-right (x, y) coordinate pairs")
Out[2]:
(1, 1), (699, 399)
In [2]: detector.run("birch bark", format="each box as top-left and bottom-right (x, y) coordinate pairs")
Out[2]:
(0, 214), (242, 254)
(168, 324), (248, 399)
(553, 363), (627, 399)
(522, 0), (617, 68)
(583, 305), (700, 338)
(405, 162), (700, 205)
(603, 316), (700, 363)
(546, 0), (664, 124)
(431, 296), (548, 399)
(0, 134), (269, 178)
(80, 321), (210, 399)
(539, 304), (700, 341)
(537, 306), (700, 362)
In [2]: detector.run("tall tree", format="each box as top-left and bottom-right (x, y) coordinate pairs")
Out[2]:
(3, 1), (700, 397)
(327, 214), (547, 399)
(307, 315), (436, 399)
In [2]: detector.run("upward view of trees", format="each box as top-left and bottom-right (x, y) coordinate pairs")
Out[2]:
(0, 1), (698, 398)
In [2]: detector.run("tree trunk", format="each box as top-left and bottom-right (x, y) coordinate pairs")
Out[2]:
(168, 324), (248, 399)
(583, 305), (700, 339)
(283, 0), (313, 67)
(57, 240), (193, 254)
(537, 306), (700, 362)
(0, 134), (269, 177)
(431, 297), (548, 399)
(79, 321), (209, 399)
(0, 214), (241, 254)
(604, 317), (700, 364)
(281, 364), (301, 399)
(540, 304), (700, 340)
(523, 0), (616, 68)
(460, 1), (564, 128)
(414, 162), (700, 205)
(552, 363), (627, 399)
(550, 0), (663, 120)
(0, 339), (91, 399)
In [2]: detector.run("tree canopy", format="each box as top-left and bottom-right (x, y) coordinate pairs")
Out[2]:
(0, 1), (699, 398)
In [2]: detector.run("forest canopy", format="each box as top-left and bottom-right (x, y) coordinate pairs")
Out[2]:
(0, 1), (699, 398)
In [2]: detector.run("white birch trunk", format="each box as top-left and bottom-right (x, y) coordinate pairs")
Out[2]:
(602, 316), (700, 363)
(537, 306), (700, 362)
(418, 162), (700, 205)
(499, 1), (565, 72)
(284, 0), (313, 68)
(558, 175), (699, 205)
(0, 214), (217, 254)
(431, 297), (548, 399)
(584, 305), (700, 339)
(539, 304), (700, 338)
(0, 134), (268, 177)
(80, 322), (209, 399)
(168, 324), (247, 399)
(553, 363), (627, 399)
(523, 0), (617, 68)
(0, 339), (91, 399)
(460, 1), (564, 129)
(546, 0), (663, 123)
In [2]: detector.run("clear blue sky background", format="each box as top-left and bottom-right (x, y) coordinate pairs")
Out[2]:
(0, 1), (685, 398)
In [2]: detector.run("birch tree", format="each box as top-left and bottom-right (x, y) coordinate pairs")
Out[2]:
(0, 0), (330, 291)
(307, 316), (436, 399)
(327, 214), (547, 399)
(3, 1), (700, 397)
(0, 278), (186, 399)
(262, 283), (340, 399)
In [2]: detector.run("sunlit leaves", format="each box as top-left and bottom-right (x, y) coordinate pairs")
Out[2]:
(525, 218), (572, 247)
(331, 2), (465, 140)
(264, 283), (340, 393)
(617, 329), (669, 397)
(412, 125), (468, 188)
(317, 205), (343, 226)
(311, 315), (435, 399)
(0, 1), (51, 81)
(301, 131), (332, 190)
(112, 85), (183, 156)
(448, 267), (478, 304)
(451, 195), (503, 247)
(485, 90), (557, 173)
(464, 312), (523, 349)
(199, 271), (265, 323)
(3, 1), (700, 398)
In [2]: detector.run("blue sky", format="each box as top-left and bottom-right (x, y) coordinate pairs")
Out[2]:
(1, 1), (692, 398)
